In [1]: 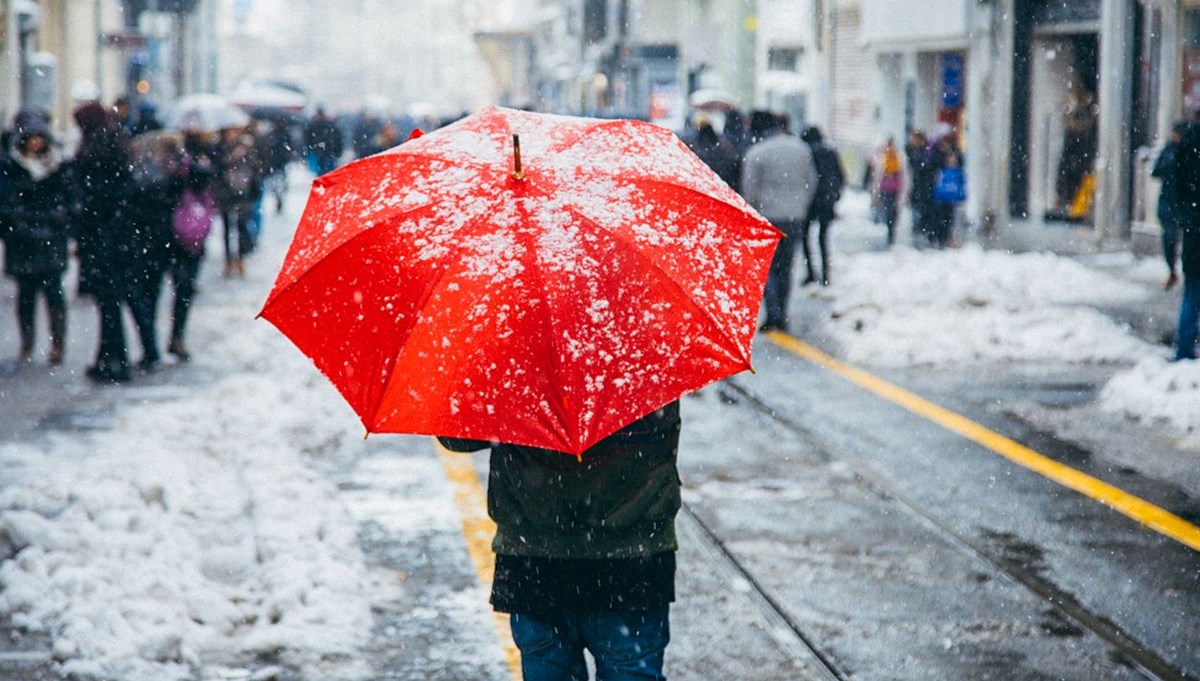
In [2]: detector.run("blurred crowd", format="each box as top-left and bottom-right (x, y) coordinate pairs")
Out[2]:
(0, 98), (292, 383)
(1, 96), (975, 381)
(681, 106), (965, 332)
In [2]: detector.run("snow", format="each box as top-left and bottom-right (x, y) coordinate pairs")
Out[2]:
(809, 243), (1153, 367)
(1099, 357), (1200, 436)
(0, 235), (380, 679)
(804, 192), (1195, 439)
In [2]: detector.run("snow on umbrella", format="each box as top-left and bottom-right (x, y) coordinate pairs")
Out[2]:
(259, 106), (780, 456)
(162, 93), (251, 133)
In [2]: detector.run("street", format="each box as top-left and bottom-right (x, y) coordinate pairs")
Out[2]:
(1, 169), (1198, 681)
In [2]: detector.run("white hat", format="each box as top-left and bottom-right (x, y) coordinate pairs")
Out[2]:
(70, 79), (100, 102)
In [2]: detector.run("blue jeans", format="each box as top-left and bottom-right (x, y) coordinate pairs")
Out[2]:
(510, 609), (669, 681)
(1177, 276), (1200, 360)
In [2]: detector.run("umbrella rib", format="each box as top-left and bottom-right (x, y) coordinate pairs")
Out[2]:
(565, 206), (754, 369)
(365, 207), (552, 433)
(516, 200), (578, 451)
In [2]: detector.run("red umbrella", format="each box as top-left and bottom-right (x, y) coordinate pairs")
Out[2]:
(259, 106), (779, 456)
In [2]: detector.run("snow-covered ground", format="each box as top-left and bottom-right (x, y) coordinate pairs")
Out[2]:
(0, 269), (378, 681)
(823, 192), (1198, 438)
(0, 170), (1197, 680)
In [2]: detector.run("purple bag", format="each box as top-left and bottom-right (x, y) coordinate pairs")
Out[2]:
(172, 188), (216, 255)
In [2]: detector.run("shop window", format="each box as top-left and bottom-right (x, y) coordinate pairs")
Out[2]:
(768, 47), (803, 72)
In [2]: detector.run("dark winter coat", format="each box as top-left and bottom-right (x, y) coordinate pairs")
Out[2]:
(0, 151), (73, 277)
(688, 127), (741, 192)
(439, 401), (682, 561)
(905, 141), (935, 210)
(1153, 142), (1181, 224)
(304, 117), (344, 164)
(808, 142), (846, 223)
(128, 132), (189, 278)
(1172, 123), (1200, 278)
(216, 133), (265, 211)
(72, 108), (138, 298)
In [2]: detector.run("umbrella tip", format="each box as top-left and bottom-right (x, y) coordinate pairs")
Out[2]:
(748, 364), (757, 375)
(364, 430), (370, 441)
(511, 134), (525, 181)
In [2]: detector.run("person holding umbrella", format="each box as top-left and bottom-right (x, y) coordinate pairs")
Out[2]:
(439, 403), (680, 680)
(259, 107), (782, 679)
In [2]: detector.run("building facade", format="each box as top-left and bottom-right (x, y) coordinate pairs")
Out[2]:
(839, 0), (1188, 243)
(1, 0), (216, 136)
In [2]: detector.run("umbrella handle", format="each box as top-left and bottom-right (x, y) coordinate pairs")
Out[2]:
(512, 134), (525, 181)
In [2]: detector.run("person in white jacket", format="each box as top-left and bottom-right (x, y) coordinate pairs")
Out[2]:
(740, 111), (818, 332)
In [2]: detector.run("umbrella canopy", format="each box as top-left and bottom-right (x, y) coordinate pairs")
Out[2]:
(162, 93), (251, 133)
(259, 106), (780, 456)
(688, 88), (740, 112)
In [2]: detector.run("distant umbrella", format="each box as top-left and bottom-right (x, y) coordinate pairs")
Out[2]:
(162, 93), (250, 133)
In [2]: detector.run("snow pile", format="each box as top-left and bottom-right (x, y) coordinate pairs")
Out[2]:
(811, 244), (1156, 367)
(1099, 357), (1200, 437)
(0, 313), (374, 680)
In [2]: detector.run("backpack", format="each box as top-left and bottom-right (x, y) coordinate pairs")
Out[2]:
(172, 187), (216, 255)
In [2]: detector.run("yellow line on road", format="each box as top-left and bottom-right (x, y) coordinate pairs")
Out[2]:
(766, 331), (1200, 554)
(434, 440), (522, 680)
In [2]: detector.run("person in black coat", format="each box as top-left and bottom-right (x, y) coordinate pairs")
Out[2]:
(800, 125), (845, 286)
(686, 120), (740, 192)
(304, 108), (343, 176)
(72, 101), (158, 382)
(1169, 119), (1200, 361)
(1153, 121), (1189, 292)
(0, 112), (73, 363)
(905, 129), (934, 245)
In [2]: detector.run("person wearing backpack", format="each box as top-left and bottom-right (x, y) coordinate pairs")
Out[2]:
(799, 125), (845, 286)
(926, 127), (965, 249)
(216, 128), (264, 278)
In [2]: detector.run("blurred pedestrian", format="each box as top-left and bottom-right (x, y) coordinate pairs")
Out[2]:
(161, 133), (220, 363)
(350, 111), (380, 159)
(905, 129), (933, 246)
(363, 121), (402, 157)
(73, 101), (157, 382)
(216, 128), (265, 277)
(872, 136), (905, 247)
(1154, 121), (1189, 292)
(438, 401), (682, 681)
(258, 118), (292, 213)
(126, 130), (186, 371)
(1170, 119), (1200, 361)
(741, 110), (817, 332)
(304, 108), (343, 176)
(800, 126), (845, 285)
(0, 111), (72, 364)
(926, 127), (965, 249)
(686, 119), (740, 192)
